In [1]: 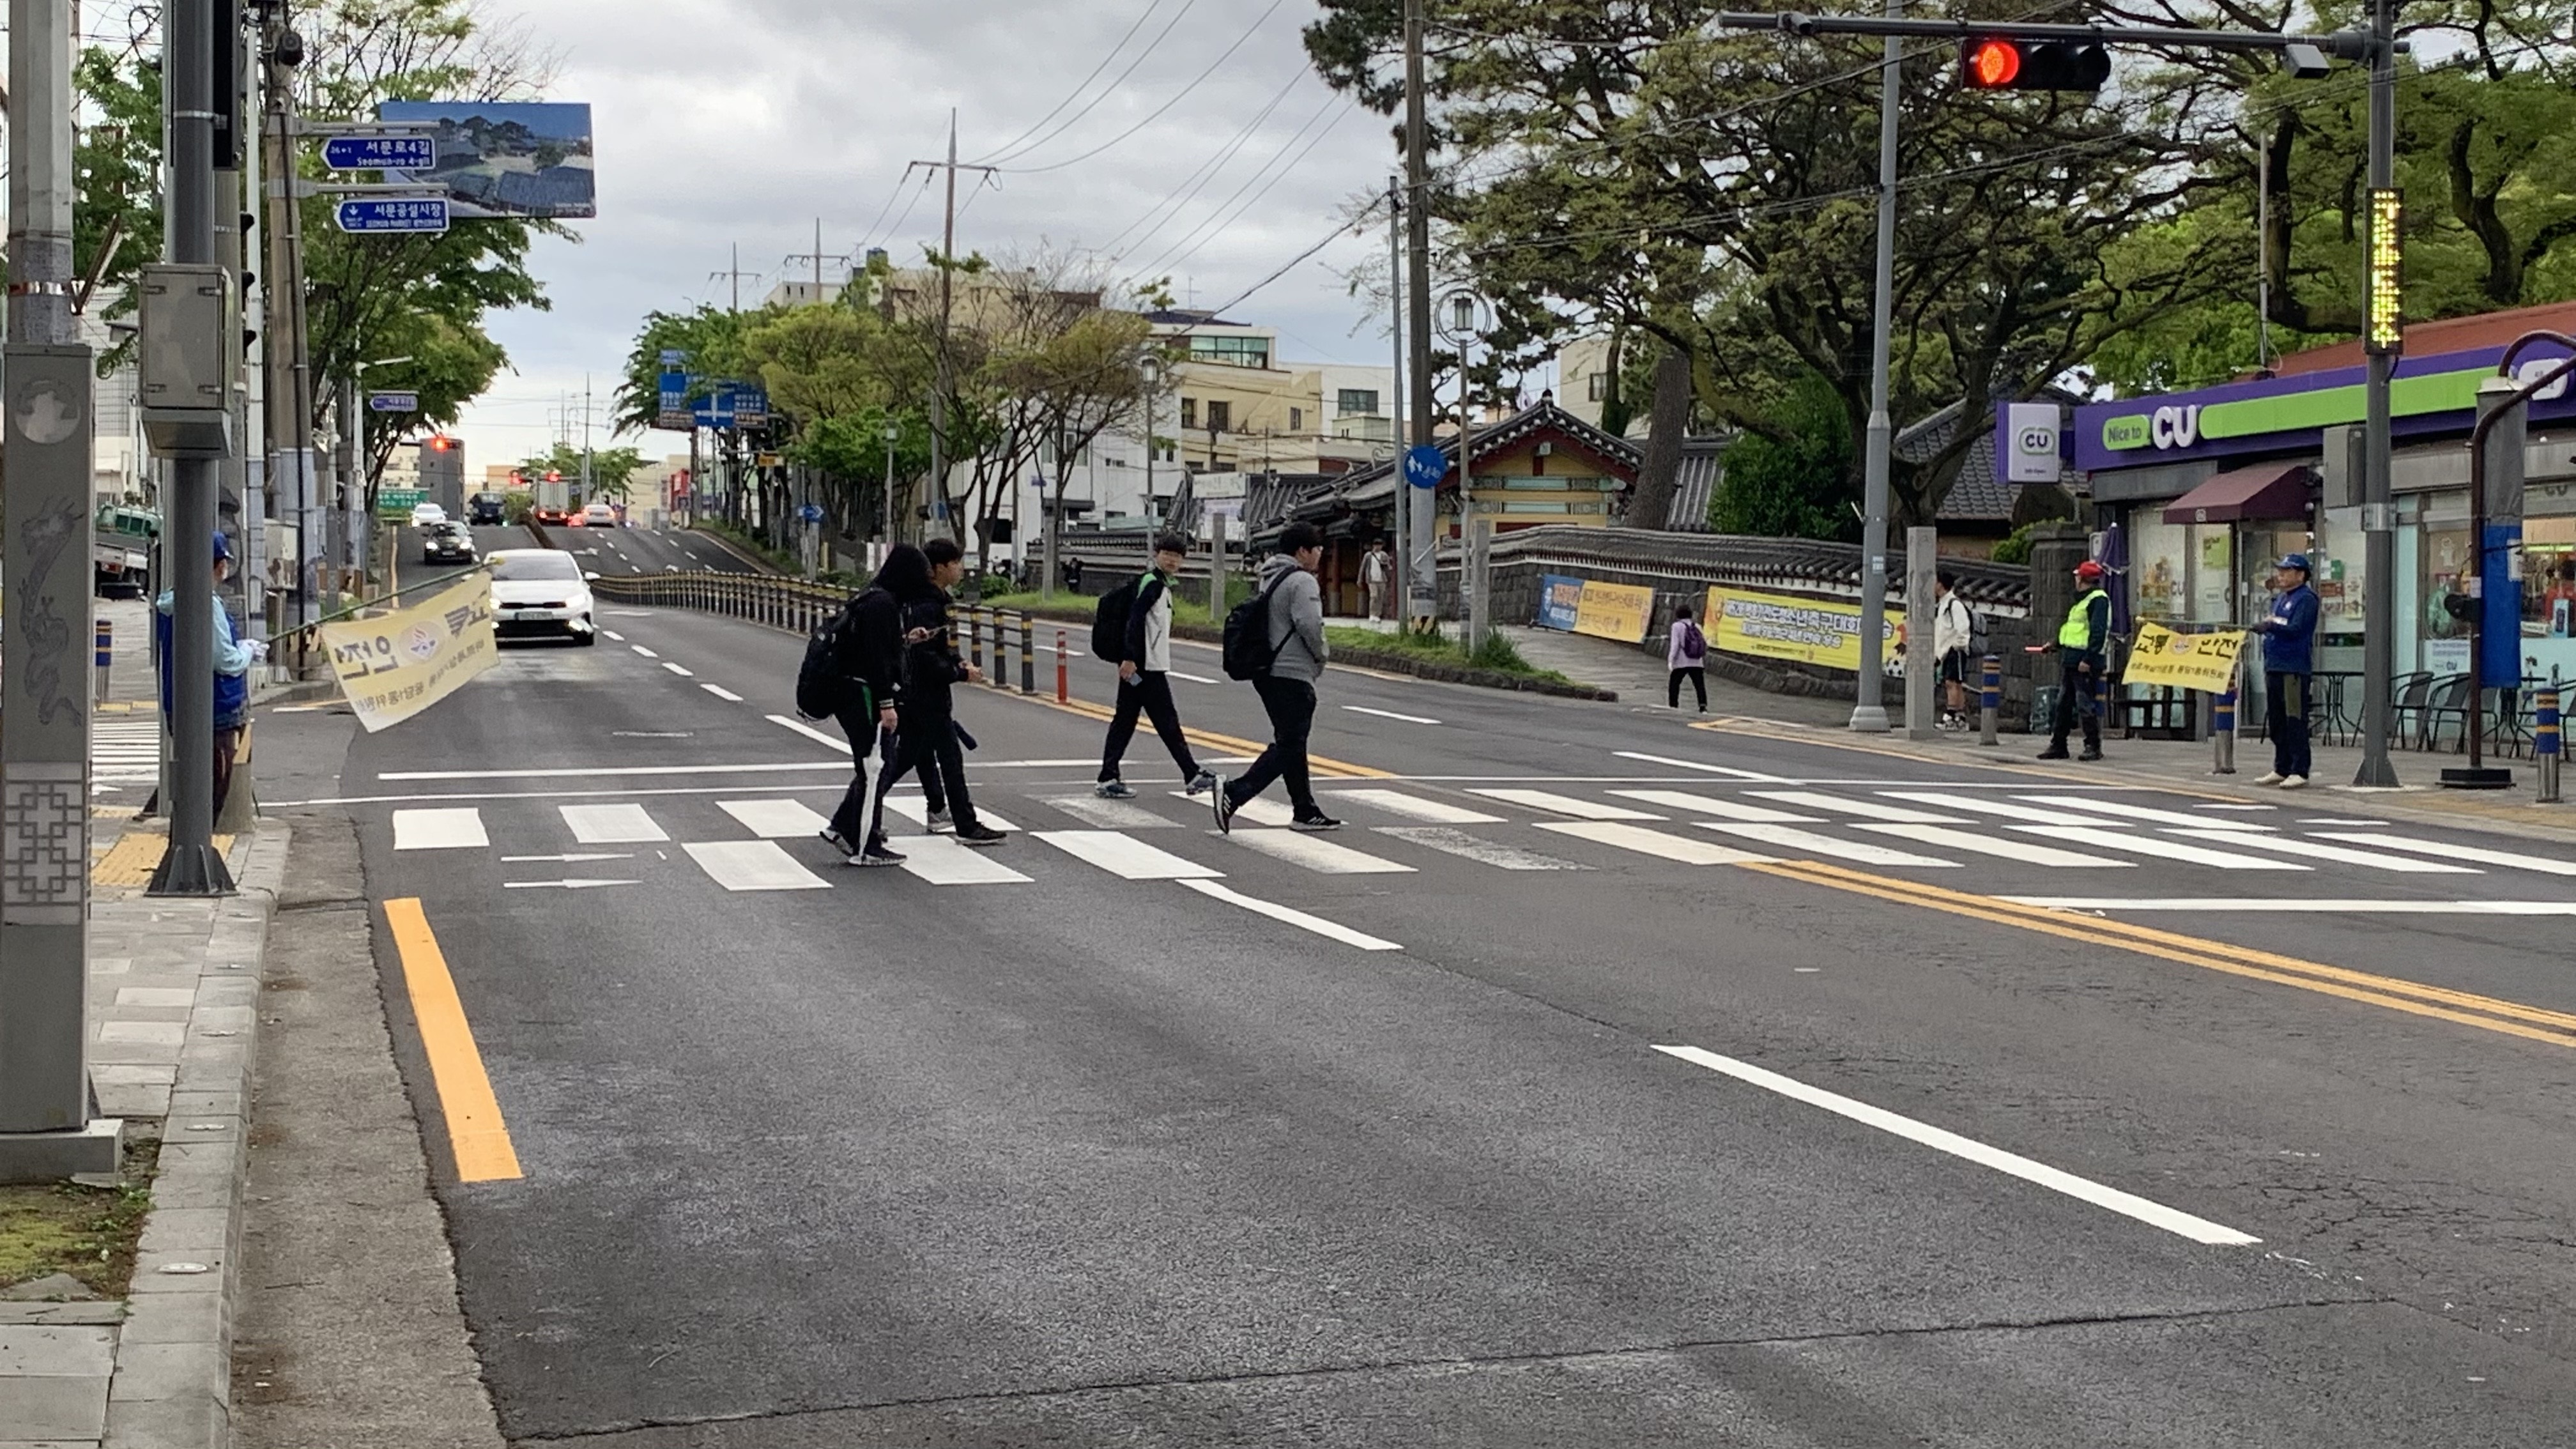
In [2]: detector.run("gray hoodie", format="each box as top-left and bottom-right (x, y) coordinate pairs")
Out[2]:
(1257, 553), (1328, 682)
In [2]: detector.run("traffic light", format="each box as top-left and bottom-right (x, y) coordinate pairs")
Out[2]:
(1961, 38), (2110, 92)
(427, 435), (452, 450)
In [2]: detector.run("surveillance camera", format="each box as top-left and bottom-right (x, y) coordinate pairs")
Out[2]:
(270, 27), (304, 67)
(2280, 42), (2331, 80)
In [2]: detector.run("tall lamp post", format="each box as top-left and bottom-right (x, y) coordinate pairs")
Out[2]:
(1436, 289), (1492, 653)
(1140, 354), (1164, 567)
(880, 418), (900, 565)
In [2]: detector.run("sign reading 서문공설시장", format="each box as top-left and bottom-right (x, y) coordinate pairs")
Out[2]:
(318, 576), (498, 732)
(2119, 622), (2248, 693)
(1703, 585), (1897, 672)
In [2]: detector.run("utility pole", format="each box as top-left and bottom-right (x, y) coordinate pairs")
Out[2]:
(261, 2), (320, 634)
(784, 217), (850, 301)
(150, 0), (234, 895)
(1847, 0), (1901, 735)
(3, 0), (118, 1174)
(2353, 0), (2401, 787)
(1387, 176), (1409, 621)
(1402, 0), (1438, 631)
(908, 113), (999, 545)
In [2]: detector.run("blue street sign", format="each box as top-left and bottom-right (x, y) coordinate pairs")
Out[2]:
(1402, 443), (1448, 489)
(367, 390), (419, 413)
(797, 503), (825, 523)
(321, 134), (437, 171)
(334, 197), (448, 234)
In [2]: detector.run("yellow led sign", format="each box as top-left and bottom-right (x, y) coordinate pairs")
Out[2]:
(2366, 188), (2404, 356)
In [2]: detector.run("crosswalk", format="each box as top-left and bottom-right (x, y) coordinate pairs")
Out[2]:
(93, 717), (162, 788)
(380, 782), (2576, 903)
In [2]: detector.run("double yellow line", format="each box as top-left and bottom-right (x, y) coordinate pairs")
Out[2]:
(1031, 692), (1390, 779)
(1749, 859), (2576, 1050)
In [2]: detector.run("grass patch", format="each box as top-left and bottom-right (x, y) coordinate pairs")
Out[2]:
(1326, 624), (1575, 686)
(0, 1130), (158, 1299)
(977, 578), (1254, 629)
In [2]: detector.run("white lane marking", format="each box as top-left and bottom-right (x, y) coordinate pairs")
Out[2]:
(1746, 791), (1966, 824)
(1038, 794), (1180, 829)
(1373, 826), (1591, 870)
(898, 835), (1034, 885)
(1172, 790), (1292, 827)
(1341, 704), (1441, 726)
(702, 684), (745, 702)
(682, 839), (831, 891)
(719, 799), (829, 838)
(883, 796), (1019, 832)
(2195, 803), (2278, 811)
(1032, 830), (1222, 880)
(2312, 832), (2576, 877)
(1323, 788), (1501, 824)
(602, 630), (625, 641)
(631, 645), (659, 659)
(558, 803), (670, 844)
(765, 714), (853, 753)
(1613, 751), (1789, 782)
(1854, 824), (2135, 868)
(663, 661), (696, 677)
(1880, 791), (2070, 826)
(1167, 670), (1220, 684)
(1652, 1045), (2259, 1246)
(2299, 818), (2388, 826)
(2014, 825), (2308, 871)
(502, 878), (640, 890)
(2015, 794), (2274, 832)
(1697, 822), (1958, 868)
(1469, 788), (1662, 821)
(500, 852), (632, 863)
(2006, 897), (2576, 916)
(383, 763), (847, 781)
(2165, 829), (2480, 873)
(1611, 789), (1820, 823)
(1534, 820), (1774, 866)
(392, 808), (486, 850)
(1225, 829), (1416, 874)
(1177, 878), (1400, 951)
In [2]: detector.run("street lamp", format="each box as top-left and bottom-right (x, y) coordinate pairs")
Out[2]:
(1140, 353), (1165, 568)
(1436, 288), (1492, 652)
(880, 418), (900, 558)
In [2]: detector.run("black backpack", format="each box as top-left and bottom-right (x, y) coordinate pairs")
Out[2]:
(1090, 570), (1149, 662)
(1222, 573), (1292, 681)
(795, 590), (886, 719)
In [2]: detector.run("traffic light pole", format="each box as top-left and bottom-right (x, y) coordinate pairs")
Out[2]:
(2353, 0), (2401, 787)
(1848, 0), (1901, 733)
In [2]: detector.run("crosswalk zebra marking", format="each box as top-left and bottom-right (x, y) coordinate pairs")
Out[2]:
(718, 799), (830, 839)
(2016, 825), (2306, 871)
(1533, 820), (1773, 866)
(682, 840), (831, 891)
(1033, 830), (1223, 880)
(1746, 791), (1966, 824)
(1174, 790), (1294, 827)
(1470, 788), (1662, 821)
(2165, 829), (2480, 873)
(1323, 788), (1501, 824)
(392, 808), (487, 850)
(898, 835), (1034, 885)
(1853, 824), (2134, 868)
(1038, 794), (1178, 829)
(2312, 832), (2576, 877)
(1696, 822), (1958, 868)
(1372, 827), (1591, 870)
(2016, 795), (2274, 832)
(558, 803), (670, 844)
(884, 796), (1020, 832)
(1225, 829), (1416, 875)
(1878, 791), (2067, 826)
(1611, 790), (1820, 823)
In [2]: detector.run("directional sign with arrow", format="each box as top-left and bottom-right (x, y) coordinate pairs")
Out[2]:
(335, 197), (449, 234)
(369, 390), (420, 413)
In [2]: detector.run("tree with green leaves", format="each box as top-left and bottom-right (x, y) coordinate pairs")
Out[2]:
(72, 47), (166, 370)
(517, 441), (643, 500)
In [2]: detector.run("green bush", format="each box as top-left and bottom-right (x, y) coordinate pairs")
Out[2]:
(1991, 522), (2039, 565)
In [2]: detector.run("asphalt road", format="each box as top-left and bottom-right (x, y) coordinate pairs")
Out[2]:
(256, 594), (2576, 1446)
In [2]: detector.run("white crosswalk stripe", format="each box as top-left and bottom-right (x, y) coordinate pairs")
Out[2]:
(2165, 829), (2480, 873)
(1372, 827), (1590, 870)
(2016, 795), (2273, 832)
(1696, 822), (1958, 868)
(1039, 794), (1179, 829)
(883, 796), (1020, 832)
(682, 840), (831, 891)
(92, 719), (163, 781)
(1746, 791), (1966, 824)
(1325, 788), (1501, 824)
(1853, 824), (2134, 868)
(559, 803), (669, 843)
(1534, 820), (1774, 866)
(1877, 791), (2067, 826)
(1225, 829), (1416, 874)
(718, 799), (829, 839)
(1470, 788), (1662, 820)
(2016, 825), (2306, 871)
(393, 808), (486, 850)
(1611, 789), (1819, 822)
(1174, 790), (1293, 826)
(898, 836), (1032, 885)
(2311, 832), (2576, 877)
(1033, 830), (1223, 880)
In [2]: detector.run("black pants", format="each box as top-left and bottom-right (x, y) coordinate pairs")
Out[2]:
(878, 723), (949, 814)
(1667, 666), (1706, 710)
(827, 709), (887, 847)
(2048, 653), (2102, 753)
(1100, 670), (1200, 783)
(1227, 675), (1317, 814)
(877, 709), (978, 831)
(2267, 670), (2313, 778)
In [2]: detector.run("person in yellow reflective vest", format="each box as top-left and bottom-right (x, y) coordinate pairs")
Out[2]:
(2037, 559), (2111, 762)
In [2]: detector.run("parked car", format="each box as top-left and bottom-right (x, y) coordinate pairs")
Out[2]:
(468, 491), (507, 526)
(486, 549), (597, 645)
(410, 500), (448, 529)
(421, 521), (477, 566)
(582, 501), (618, 527)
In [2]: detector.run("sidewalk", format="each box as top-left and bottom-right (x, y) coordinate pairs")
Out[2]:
(1492, 622), (1855, 727)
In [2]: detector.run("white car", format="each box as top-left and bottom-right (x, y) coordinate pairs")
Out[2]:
(582, 501), (618, 527)
(410, 501), (448, 528)
(486, 548), (597, 645)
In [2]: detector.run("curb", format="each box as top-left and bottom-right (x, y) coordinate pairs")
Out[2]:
(985, 604), (1618, 701)
(685, 526), (786, 575)
(100, 819), (291, 1449)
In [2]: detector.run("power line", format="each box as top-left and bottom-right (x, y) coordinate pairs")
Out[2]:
(1133, 96), (1355, 280)
(1093, 63), (1313, 260)
(995, 0), (1288, 175)
(969, 0), (1182, 165)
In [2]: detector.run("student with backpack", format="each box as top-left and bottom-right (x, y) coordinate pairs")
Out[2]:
(1667, 605), (1708, 712)
(1094, 531), (1217, 799)
(1933, 571), (1981, 731)
(1210, 523), (1338, 833)
(809, 547), (912, 866)
(873, 537), (1006, 848)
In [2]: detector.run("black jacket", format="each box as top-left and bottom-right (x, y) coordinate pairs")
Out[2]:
(896, 588), (968, 715)
(834, 587), (906, 712)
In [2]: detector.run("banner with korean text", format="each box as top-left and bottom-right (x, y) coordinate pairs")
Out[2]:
(1572, 581), (1655, 643)
(2119, 622), (2248, 692)
(319, 576), (497, 732)
(1537, 574), (1584, 632)
(1703, 585), (1894, 671)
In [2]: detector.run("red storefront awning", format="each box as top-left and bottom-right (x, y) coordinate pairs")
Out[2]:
(2161, 463), (2313, 525)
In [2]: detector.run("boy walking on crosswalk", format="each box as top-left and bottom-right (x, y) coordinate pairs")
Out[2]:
(1212, 523), (1339, 833)
(1096, 532), (1217, 800)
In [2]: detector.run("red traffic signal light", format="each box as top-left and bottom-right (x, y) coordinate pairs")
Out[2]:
(544, 470), (562, 482)
(1961, 37), (2109, 92)
(428, 435), (451, 450)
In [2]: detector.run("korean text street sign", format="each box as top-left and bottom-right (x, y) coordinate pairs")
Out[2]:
(335, 197), (450, 234)
(321, 135), (436, 171)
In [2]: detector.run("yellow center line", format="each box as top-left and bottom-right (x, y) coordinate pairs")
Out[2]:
(1743, 860), (2576, 1050)
(382, 897), (524, 1182)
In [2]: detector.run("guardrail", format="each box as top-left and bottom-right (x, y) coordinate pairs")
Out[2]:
(588, 571), (1062, 700)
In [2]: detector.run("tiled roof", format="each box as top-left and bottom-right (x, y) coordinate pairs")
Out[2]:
(1333, 401), (1644, 509)
(2269, 300), (2576, 377)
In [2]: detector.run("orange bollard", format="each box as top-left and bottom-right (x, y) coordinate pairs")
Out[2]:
(1055, 627), (1069, 704)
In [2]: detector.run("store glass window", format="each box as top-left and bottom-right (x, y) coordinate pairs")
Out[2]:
(2525, 516), (2576, 638)
(2190, 526), (2234, 623)
(2131, 516), (2188, 622)
(2421, 526), (2474, 670)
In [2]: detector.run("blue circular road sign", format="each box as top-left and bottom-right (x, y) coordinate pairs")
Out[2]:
(1402, 443), (1448, 490)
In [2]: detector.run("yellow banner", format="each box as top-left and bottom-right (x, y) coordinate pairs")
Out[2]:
(1571, 581), (1655, 643)
(1703, 585), (1893, 671)
(2121, 621), (2248, 692)
(319, 576), (498, 733)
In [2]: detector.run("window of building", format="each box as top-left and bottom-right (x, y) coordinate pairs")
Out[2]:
(1180, 397), (1198, 429)
(1205, 400), (1231, 433)
(1185, 334), (1270, 369)
(1337, 388), (1378, 415)
(1586, 371), (1610, 401)
(1289, 407), (1303, 432)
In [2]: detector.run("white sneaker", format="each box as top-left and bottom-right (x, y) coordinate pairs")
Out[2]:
(2252, 772), (2285, 786)
(2278, 774), (2308, 790)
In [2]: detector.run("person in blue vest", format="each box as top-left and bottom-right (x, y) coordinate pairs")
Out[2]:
(2248, 551), (2320, 788)
(155, 532), (266, 815)
(2037, 558), (2110, 762)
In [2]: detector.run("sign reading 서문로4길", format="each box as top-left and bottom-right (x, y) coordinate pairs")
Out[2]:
(318, 576), (497, 732)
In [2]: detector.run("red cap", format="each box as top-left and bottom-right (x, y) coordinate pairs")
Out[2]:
(2074, 560), (2106, 583)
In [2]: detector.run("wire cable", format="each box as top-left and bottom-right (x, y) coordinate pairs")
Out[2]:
(1133, 96), (1355, 280)
(979, 0), (1209, 167)
(1092, 63), (1313, 260)
(970, 0), (1178, 165)
(996, 0), (1287, 174)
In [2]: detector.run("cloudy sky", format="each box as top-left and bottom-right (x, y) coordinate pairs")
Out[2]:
(454, 0), (1416, 468)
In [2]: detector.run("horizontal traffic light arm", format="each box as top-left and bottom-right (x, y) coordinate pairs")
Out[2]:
(1713, 12), (2370, 59)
